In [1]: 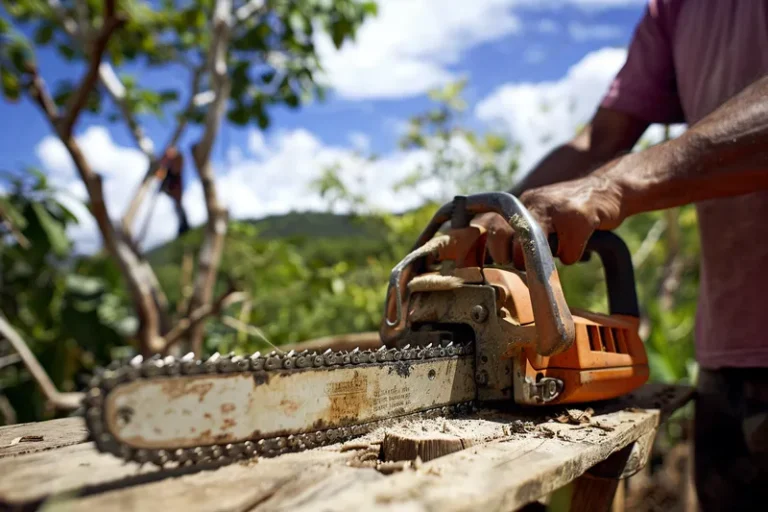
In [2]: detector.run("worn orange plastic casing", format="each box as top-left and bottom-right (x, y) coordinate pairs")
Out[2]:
(384, 211), (650, 406)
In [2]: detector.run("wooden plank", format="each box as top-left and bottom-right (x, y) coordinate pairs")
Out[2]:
(0, 417), (88, 458)
(47, 450), (384, 512)
(0, 383), (692, 511)
(276, 408), (661, 512)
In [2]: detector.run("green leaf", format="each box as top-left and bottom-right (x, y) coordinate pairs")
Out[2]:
(8, 38), (33, 72)
(361, 2), (378, 16)
(57, 44), (77, 61)
(34, 24), (54, 45)
(330, 18), (353, 49)
(30, 202), (69, 257)
(0, 195), (28, 231)
(0, 66), (20, 101)
(227, 104), (250, 126)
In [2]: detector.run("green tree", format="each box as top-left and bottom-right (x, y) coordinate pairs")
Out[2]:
(0, 0), (377, 357)
(0, 168), (133, 423)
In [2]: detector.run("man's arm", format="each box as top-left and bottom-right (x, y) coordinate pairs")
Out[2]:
(509, 107), (650, 196)
(518, 74), (768, 265)
(616, 74), (768, 215)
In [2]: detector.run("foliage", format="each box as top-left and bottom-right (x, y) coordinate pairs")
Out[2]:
(396, 78), (520, 202)
(0, 170), (133, 423)
(1, 0), (377, 131)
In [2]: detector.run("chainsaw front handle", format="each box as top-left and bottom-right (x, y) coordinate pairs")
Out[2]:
(386, 192), (576, 357)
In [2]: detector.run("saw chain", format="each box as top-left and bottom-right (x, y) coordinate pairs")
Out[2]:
(83, 342), (476, 468)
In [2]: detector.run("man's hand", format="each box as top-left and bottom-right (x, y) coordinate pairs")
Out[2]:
(514, 162), (627, 266)
(512, 73), (768, 268)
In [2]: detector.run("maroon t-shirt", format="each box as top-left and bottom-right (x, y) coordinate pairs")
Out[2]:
(600, 0), (768, 369)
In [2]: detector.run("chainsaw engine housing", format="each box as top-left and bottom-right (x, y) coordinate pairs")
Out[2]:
(380, 194), (649, 406)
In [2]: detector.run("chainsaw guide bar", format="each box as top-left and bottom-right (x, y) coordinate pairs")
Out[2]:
(84, 343), (476, 467)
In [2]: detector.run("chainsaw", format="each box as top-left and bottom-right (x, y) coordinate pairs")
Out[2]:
(82, 192), (648, 467)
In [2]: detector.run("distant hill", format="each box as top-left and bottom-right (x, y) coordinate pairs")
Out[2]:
(145, 210), (392, 267)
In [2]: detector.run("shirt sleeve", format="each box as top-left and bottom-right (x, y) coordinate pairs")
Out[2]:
(600, 0), (686, 124)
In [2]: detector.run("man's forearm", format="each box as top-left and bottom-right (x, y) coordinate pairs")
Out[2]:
(509, 143), (602, 196)
(608, 74), (768, 217)
(510, 108), (650, 196)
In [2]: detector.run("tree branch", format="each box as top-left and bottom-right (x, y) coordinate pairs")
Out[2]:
(26, 46), (163, 358)
(59, 0), (124, 138)
(186, 0), (234, 354)
(235, 0), (266, 24)
(47, 0), (154, 158)
(0, 315), (83, 411)
(0, 353), (22, 370)
(160, 289), (247, 353)
(122, 67), (204, 237)
(47, 0), (81, 40)
(99, 63), (155, 156)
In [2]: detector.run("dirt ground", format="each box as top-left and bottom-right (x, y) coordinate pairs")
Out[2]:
(624, 437), (698, 512)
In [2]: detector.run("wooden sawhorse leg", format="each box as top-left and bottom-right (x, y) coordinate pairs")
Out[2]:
(569, 430), (656, 512)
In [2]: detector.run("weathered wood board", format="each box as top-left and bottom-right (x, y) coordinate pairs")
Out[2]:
(0, 383), (693, 512)
(0, 417), (87, 458)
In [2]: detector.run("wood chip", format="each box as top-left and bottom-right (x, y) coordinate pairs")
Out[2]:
(0, 435), (45, 449)
(554, 408), (595, 425)
(340, 442), (377, 452)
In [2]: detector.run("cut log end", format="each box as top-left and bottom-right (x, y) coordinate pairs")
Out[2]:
(381, 431), (476, 463)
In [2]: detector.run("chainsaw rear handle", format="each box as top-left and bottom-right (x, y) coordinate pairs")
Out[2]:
(392, 192), (577, 357)
(548, 231), (640, 318)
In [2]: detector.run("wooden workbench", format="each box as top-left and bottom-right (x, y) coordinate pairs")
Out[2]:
(0, 383), (692, 512)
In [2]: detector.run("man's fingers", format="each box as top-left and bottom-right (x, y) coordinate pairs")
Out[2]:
(553, 221), (593, 265)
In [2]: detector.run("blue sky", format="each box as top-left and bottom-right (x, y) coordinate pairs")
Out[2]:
(1, 0), (663, 251)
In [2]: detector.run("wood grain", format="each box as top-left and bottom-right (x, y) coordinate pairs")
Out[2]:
(0, 383), (693, 512)
(0, 417), (87, 458)
(281, 408), (661, 512)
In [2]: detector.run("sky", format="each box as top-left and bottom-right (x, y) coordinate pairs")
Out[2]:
(0, 0), (682, 253)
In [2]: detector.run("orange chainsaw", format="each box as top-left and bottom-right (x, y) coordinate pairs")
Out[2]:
(82, 192), (648, 467)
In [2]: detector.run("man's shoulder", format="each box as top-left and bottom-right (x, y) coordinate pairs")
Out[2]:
(645, 0), (687, 39)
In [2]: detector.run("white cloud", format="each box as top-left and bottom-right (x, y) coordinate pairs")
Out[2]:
(247, 129), (268, 157)
(475, 47), (686, 179)
(34, 127), (187, 253)
(517, 0), (644, 7)
(476, 47), (626, 173)
(315, 0), (646, 100)
(316, 0), (522, 100)
(348, 132), (371, 154)
(568, 21), (624, 41)
(34, 126), (449, 253)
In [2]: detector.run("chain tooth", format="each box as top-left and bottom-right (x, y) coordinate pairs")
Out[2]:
(249, 352), (264, 371)
(265, 353), (282, 370)
(204, 353), (221, 373)
(164, 356), (182, 376)
(323, 348), (337, 366)
(233, 355), (249, 371)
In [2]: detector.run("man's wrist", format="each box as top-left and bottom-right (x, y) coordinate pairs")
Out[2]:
(608, 132), (704, 218)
